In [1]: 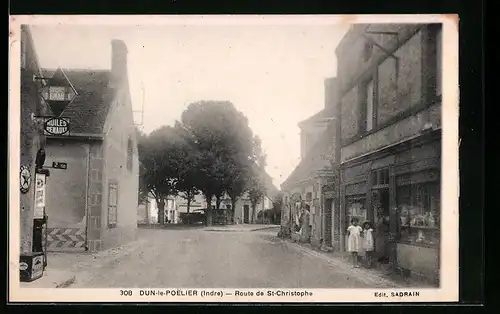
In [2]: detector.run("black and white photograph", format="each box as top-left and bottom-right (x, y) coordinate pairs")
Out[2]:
(9, 15), (459, 303)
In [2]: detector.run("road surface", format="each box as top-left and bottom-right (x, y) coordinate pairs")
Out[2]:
(71, 227), (397, 288)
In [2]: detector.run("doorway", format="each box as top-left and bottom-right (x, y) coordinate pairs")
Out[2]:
(372, 187), (390, 265)
(243, 205), (250, 223)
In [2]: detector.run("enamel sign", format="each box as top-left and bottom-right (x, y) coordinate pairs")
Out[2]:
(43, 117), (70, 136)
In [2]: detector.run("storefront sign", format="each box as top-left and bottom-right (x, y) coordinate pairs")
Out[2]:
(34, 173), (46, 219)
(20, 166), (31, 194)
(43, 117), (70, 136)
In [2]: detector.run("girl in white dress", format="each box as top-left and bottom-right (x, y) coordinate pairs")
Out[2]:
(362, 221), (375, 268)
(347, 217), (363, 268)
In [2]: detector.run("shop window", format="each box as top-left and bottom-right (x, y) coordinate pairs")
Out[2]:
(108, 183), (118, 228)
(397, 182), (440, 246)
(346, 196), (367, 228)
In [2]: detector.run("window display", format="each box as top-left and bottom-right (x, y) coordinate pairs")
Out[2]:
(397, 182), (440, 246)
(346, 196), (367, 228)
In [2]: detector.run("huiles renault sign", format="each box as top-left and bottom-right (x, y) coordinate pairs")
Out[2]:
(43, 117), (70, 136)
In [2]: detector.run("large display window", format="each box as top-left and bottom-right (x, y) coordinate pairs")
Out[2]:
(346, 195), (367, 227)
(396, 181), (440, 247)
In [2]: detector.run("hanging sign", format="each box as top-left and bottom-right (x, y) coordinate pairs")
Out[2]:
(40, 68), (78, 117)
(20, 166), (31, 194)
(43, 117), (70, 136)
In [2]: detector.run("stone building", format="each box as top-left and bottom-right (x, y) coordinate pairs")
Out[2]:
(281, 77), (340, 248)
(19, 25), (46, 254)
(335, 23), (442, 283)
(39, 40), (139, 252)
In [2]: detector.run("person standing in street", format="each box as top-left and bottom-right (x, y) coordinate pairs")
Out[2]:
(347, 217), (363, 268)
(362, 221), (375, 268)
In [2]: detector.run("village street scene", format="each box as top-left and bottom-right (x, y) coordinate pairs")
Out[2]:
(16, 19), (442, 290)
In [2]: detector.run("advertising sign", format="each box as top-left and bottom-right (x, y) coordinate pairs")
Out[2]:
(34, 173), (46, 219)
(31, 255), (44, 279)
(43, 117), (70, 136)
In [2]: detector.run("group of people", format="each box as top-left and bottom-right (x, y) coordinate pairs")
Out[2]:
(347, 215), (390, 268)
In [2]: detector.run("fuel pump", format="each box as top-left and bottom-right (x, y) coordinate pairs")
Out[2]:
(33, 167), (49, 268)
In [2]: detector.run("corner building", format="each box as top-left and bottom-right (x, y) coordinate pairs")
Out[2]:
(335, 23), (442, 284)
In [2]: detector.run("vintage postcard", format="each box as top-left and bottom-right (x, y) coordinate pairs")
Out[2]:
(8, 14), (459, 303)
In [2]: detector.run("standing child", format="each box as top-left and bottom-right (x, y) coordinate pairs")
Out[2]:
(362, 221), (375, 268)
(347, 217), (363, 268)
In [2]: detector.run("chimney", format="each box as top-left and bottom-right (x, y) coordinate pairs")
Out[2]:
(110, 39), (128, 87)
(324, 77), (339, 113)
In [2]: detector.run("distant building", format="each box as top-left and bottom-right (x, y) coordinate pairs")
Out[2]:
(40, 40), (139, 252)
(281, 77), (340, 247)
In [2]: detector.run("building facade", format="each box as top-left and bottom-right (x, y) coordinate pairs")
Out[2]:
(39, 40), (139, 252)
(281, 78), (339, 248)
(335, 24), (442, 283)
(19, 25), (46, 254)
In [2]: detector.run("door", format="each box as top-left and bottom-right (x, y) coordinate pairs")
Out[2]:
(373, 188), (390, 263)
(243, 205), (250, 223)
(45, 143), (88, 252)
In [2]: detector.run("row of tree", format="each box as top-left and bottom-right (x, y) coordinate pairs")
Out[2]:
(137, 101), (268, 226)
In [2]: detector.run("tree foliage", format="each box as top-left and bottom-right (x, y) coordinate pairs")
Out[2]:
(138, 100), (269, 226)
(137, 126), (183, 224)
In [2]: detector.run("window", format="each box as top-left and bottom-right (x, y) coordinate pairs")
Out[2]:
(397, 182), (440, 246)
(436, 27), (442, 96)
(226, 205), (232, 210)
(365, 80), (375, 131)
(126, 137), (133, 171)
(305, 192), (312, 202)
(371, 168), (390, 187)
(108, 183), (118, 228)
(346, 196), (366, 229)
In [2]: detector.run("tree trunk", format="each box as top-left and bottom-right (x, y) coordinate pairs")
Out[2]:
(186, 193), (191, 214)
(157, 199), (165, 225)
(205, 193), (213, 226)
(251, 204), (256, 224)
(231, 199), (237, 224)
(145, 201), (150, 224)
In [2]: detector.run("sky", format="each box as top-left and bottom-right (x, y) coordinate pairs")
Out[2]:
(30, 19), (349, 188)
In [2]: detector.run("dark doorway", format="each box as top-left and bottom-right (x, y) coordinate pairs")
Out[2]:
(373, 188), (390, 264)
(243, 205), (250, 223)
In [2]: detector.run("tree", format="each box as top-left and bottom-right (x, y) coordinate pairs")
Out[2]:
(180, 100), (257, 226)
(137, 126), (182, 225)
(271, 192), (284, 224)
(174, 122), (200, 214)
(248, 170), (266, 224)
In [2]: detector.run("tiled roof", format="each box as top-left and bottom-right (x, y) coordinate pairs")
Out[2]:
(281, 126), (334, 189)
(40, 68), (113, 135)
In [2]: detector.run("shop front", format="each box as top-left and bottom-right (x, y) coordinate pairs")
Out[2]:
(340, 131), (441, 283)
